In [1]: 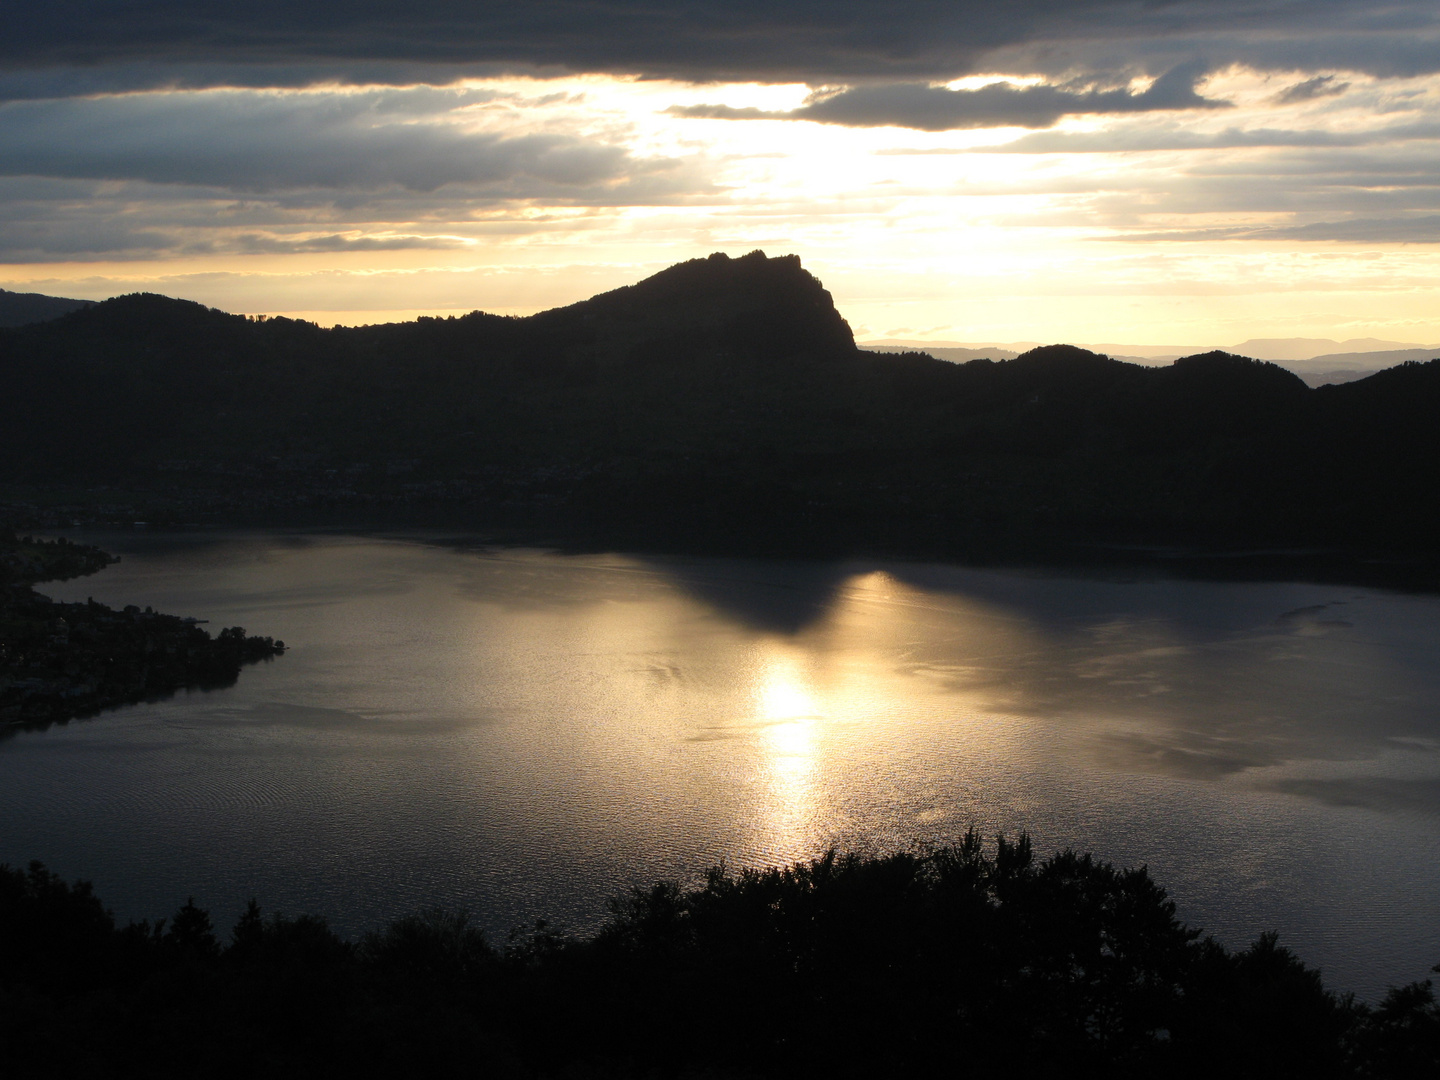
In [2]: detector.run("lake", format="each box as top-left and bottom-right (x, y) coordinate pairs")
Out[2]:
(4, 531), (1439, 999)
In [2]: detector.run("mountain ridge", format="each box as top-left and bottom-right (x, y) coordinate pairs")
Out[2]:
(3, 251), (1437, 561)
(863, 336), (1440, 362)
(0, 287), (94, 328)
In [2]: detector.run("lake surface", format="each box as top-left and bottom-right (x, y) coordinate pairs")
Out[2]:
(5, 531), (1439, 998)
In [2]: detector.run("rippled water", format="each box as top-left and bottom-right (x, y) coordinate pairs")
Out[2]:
(5, 531), (1439, 998)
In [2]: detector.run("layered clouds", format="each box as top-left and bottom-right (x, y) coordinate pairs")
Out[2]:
(0, 81), (710, 265)
(8, 1), (1440, 86)
(2, 1), (1439, 340)
(0, 88), (636, 191)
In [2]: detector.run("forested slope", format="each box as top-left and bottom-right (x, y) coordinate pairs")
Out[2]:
(3, 251), (1437, 556)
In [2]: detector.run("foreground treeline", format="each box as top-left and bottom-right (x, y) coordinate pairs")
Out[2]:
(4, 838), (1437, 1078)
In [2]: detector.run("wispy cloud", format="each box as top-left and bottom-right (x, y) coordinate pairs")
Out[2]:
(979, 119), (1440, 154)
(1274, 74), (1351, 105)
(1117, 215), (1440, 243)
(0, 84), (722, 260)
(0, 89), (652, 193)
(671, 64), (1229, 131)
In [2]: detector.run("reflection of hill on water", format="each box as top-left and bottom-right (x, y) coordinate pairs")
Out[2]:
(631, 551), (1335, 638)
(0, 666), (249, 742)
(637, 556), (854, 635)
(637, 548), (1409, 645)
(635, 551), (1440, 812)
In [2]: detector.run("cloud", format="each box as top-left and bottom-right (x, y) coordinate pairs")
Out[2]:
(0, 62), (509, 103)
(0, 88), (654, 193)
(0, 219), (180, 258)
(1271, 214), (1440, 242)
(222, 232), (468, 254)
(0, 83), (722, 262)
(1064, 138), (1440, 232)
(1274, 74), (1351, 105)
(1115, 217), (1440, 244)
(0, 165), (720, 262)
(982, 119), (1440, 154)
(0, 208), (486, 261)
(4, 1), (1439, 303)
(4, 2), (1440, 92)
(672, 65), (1229, 131)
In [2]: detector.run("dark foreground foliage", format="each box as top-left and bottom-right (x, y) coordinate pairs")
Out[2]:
(3, 840), (1437, 1078)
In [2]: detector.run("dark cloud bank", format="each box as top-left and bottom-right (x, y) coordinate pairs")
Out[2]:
(5, 1), (1439, 93)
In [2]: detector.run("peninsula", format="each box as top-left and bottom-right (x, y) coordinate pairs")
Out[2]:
(0, 534), (284, 733)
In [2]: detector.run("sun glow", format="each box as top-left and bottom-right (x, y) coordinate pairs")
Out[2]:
(4, 65), (1440, 352)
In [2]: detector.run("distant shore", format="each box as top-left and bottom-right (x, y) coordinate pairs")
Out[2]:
(10, 497), (1440, 598)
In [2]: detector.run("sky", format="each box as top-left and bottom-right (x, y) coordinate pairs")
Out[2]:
(3, 1), (1439, 346)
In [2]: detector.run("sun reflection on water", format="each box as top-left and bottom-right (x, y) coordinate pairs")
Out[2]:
(751, 645), (826, 852)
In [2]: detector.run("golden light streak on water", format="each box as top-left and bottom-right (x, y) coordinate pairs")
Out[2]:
(748, 644), (824, 853)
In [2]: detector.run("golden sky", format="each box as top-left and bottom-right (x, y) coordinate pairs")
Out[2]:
(4, 3), (1439, 347)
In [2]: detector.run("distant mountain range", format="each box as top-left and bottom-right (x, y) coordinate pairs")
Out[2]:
(865, 335), (1438, 361)
(1229, 337), (1438, 361)
(0, 288), (94, 328)
(8, 284), (1433, 385)
(4, 252), (1437, 562)
(863, 337), (1440, 388)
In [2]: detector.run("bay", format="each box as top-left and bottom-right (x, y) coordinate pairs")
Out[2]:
(4, 531), (1439, 999)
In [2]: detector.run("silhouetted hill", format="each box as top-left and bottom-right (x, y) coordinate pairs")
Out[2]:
(2, 251), (1438, 559)
(0, 287), (94, 327)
